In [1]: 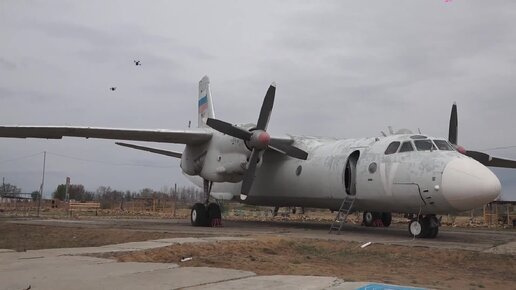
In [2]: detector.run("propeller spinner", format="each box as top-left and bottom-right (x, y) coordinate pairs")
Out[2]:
(206, 83), (308, 200)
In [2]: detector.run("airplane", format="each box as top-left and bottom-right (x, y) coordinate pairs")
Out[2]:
(1, 75), (516, 238)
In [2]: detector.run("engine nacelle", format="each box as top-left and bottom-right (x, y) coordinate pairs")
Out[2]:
(181, 130), (251, 182)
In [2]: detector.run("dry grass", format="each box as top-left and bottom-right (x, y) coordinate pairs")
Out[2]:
(106, 237), (516, 290)
(0, 222), (179, 251)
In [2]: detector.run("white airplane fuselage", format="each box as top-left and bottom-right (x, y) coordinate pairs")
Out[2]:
(185, 131), (501, 215)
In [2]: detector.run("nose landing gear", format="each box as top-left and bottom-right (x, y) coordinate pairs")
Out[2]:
(408, 214), (439, 238)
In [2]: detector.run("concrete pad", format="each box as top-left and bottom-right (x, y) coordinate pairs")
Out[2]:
(189, 275), (340, 290)
(326, 282), (374, 290)
(482, 241), (516, 255)
(96, 267), (255, 290)
(0, 237), (257, 258)
(0, 255), (179, 290)
(0, 235), (429, 290)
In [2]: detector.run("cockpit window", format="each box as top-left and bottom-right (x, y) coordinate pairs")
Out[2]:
(399, 141), (414, 152)
(414, 140), (436, 151)
(385, 141), (400, 155)
(433, 140), (454, 151)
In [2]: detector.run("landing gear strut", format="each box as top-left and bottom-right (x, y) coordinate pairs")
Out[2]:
(190, 179), (222, 227)
(408, 214), (439, 238)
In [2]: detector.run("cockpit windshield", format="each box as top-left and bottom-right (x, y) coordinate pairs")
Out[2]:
(399, 141), (414, 152)
(385, 141), (401, 155)
(433, 140), (454, 151)
(414, 139), (436, 151)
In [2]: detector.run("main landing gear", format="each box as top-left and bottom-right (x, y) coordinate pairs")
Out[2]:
(362, 212), (392, 227)
(190, 179), (222, 227)
(408, 214), (439, 238)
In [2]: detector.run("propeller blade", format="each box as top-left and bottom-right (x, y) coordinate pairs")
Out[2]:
(256, 83), (276, 130)
(241, 149), (260, 199)
(269, 139), (308, 160)
(466, 150), (516, 169)
(206, 118), (252, 140)
(448, 102), (458, 145)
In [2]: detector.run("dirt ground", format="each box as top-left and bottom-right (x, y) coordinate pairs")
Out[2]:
(101, 237), (515, 290)
(0, 221), (181, 251)
(1, 218), (515, 290)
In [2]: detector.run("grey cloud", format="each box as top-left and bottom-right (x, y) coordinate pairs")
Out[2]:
(29, 21), (214, 61)
(0, 58), (17, 71)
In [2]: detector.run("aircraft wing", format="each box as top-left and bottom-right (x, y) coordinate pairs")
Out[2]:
(0, 125), (212, 145)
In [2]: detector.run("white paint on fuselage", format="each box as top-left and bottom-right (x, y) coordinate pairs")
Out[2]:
(185, 134), (501, 215)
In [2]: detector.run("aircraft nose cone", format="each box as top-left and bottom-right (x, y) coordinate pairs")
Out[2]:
(442, 158), (501, 211)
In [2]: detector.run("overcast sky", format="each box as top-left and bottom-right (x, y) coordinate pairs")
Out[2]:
(1, 1), (516, 200)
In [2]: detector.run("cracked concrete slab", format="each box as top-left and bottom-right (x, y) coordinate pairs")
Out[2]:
(0, 236), (426, 290)
(189, 275), (343, 290)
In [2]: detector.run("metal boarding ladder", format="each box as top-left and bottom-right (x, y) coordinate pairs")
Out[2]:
(329, 195), (356, 234)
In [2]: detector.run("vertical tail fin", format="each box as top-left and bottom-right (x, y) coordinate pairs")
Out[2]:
(198, 75), (215, 128)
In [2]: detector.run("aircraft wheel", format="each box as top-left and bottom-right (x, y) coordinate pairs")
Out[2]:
(207, 203), (222, 227)
(425, 215), (440, 239)
(381, 212), (392, 227)
(363, 212), (375, 227)
(363, 212), (382, 227)
(408, 219), (426, 238)
(191, 203), (208, 227)
(427, 226), (439, 239)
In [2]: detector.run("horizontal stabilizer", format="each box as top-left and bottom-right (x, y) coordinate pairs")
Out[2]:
(115, 142), (182, 159)
(0, 126), (212, 145)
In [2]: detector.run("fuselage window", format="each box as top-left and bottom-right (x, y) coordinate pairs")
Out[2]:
(414, 139), (437, 151)
(384, 141), (401, 155)
(433, 140), (454, 151)
(399, 141), (414, 152)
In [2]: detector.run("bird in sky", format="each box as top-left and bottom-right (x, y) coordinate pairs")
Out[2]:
(110, 87), (116, 91)
(134, 60), (141, 66)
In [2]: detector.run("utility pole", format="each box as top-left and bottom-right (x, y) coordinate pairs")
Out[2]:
(37, 151), (46, 217)
(65, 177), (70, 202)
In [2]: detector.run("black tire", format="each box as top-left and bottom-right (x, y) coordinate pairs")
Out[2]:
(408, 219), (424, 238)
(426, 215), (439, 238)
(381, 212), (392, 227)
(363, 212), (375, 227)
(191, 203), (208, 227)
(363, 212), (383, 227)
(427, 226), (439, 239)
(207, 203), (222, 227)
(419, 217), (431, 238)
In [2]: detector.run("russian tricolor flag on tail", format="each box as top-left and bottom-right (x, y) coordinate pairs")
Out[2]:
(198, 76), (215, 128)
(198, 95), (208, 114)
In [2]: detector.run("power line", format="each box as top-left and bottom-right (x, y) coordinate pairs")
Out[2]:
(46, 151), (179, 168)
(0, 152), (44, 164)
